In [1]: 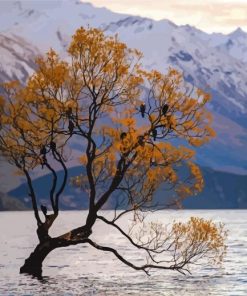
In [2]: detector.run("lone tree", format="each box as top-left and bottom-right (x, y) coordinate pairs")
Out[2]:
(0, 28), (226, 277)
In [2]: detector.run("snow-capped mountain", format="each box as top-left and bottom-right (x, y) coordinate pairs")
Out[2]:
(1, 0), (247, 187)
(0, 0), (126, 53)
(0, 33), (38, 83)
(207, 28), (247, 63)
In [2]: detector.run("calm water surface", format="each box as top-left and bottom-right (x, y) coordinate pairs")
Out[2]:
(0, 210), (246, 295)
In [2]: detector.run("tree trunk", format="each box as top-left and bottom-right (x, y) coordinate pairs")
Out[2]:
(20, 239), (55, 277)
(20, 226), (92, 277)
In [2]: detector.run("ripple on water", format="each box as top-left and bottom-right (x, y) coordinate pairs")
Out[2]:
(0, 210), (247, 295)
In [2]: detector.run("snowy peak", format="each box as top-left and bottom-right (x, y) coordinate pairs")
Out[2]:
(106, 16), (153, 32)
(229, 27), (247, 39)
(0, 0), (127, 52)
(205, 27), (247, 63)
(0, 33), (38, 83)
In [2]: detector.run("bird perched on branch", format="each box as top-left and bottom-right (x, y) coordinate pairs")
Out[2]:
(66, 107), (73, 119)
(120, 132), (127, 140)
(40, 146), (47, 169)
(152, 128), (157, 141)
(162, 104), (169, 116)
(50, 141), (56, 151)
(137, 135), (145, 146)
(41, 156), (47, 169)
(68, 120), (74, 136)
(40, 146), (47, 156)
(41, 204), (47, 216)
(140, 103), (146, 118)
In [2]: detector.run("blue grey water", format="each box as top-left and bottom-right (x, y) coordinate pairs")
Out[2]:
(0, 210), (246, 296)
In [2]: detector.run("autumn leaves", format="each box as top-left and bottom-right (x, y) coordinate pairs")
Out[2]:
(0, 27), (214, 205)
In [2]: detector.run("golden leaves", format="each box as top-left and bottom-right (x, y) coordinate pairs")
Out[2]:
(0, 26), (215, 206)
(1, 80), (20, 90)
(172, 217), (227, 265)
(67, 27), (143, 107)
(32, 49), (69, 92)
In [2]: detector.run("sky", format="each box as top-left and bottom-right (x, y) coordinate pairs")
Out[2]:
(85, 0), (247, 34)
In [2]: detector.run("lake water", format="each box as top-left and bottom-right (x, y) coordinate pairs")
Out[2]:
(0, 210), (246, 295)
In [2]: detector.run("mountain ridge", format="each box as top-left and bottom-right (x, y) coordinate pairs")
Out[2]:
(8, 165), (247, 210)
(0, 0), (247, 200)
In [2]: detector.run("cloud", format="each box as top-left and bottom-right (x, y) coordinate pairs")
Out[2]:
(85, 0), (247, 33)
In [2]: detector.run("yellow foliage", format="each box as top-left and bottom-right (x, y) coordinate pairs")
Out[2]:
(0, 26), (215, 203)
(172, 217), (227, 265)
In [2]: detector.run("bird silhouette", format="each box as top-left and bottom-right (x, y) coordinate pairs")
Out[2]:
(40, 146), (47, 155)
(140, 103), (146, 118)
(137, 135), (145, 146)
(120, 132), (127, 140)
(50, 141), (56, 151)
(68, 120), (74, 136)
(152, 128), (157, 141)
(40, 147), (47, 169)
(41, 204), (47, 216)
(66, 107), (73, 119)
(162, 104), (169, 116)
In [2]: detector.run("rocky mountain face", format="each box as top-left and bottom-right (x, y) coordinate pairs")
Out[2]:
(0, 0), (247, 208)
(0, 33), (37, 84)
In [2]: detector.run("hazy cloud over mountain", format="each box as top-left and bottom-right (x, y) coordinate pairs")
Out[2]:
(85, 0), (247, 33)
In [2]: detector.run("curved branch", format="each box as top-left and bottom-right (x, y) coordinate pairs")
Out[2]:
(97, 215), (171, 262)
(44, 161), (57, 212)
(52, 149), (68, 213)
(23, 168), (42, 226)
(85, 238), (188, 275)
(95, 152), (137, 211)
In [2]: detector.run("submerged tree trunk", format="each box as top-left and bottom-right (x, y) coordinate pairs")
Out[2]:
(20, 221), (57, 277)
(20, 239), (56, 277)
(20, 225), (92, 277)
